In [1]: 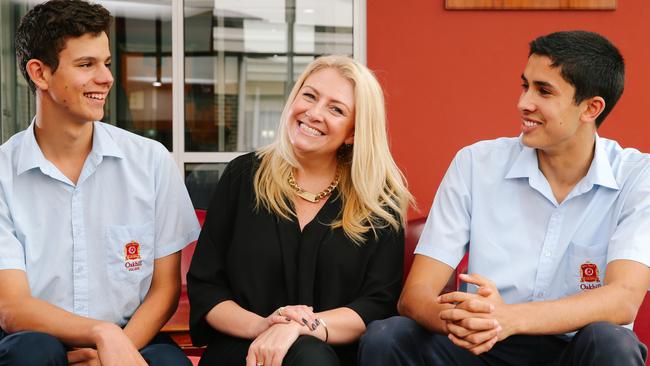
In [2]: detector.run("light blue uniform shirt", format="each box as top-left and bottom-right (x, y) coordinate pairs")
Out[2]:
(416, 135), (650, 310)
(0, 121), (201, 326)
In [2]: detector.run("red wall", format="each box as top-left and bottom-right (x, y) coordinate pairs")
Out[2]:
(368, 1), (650, 218)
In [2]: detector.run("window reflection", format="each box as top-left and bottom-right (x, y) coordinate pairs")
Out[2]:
(0, 1), (34, 143)
(184, 0), (353, 152)
(109, 1), (173, 150)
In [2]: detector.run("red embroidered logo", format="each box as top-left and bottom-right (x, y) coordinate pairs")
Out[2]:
(579, 261), (602, 290)
(125, 241), (141, 261)
(580, 262), (599, 283)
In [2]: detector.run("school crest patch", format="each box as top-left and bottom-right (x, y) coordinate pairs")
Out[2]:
(124, 241), (142, 271)
(579, 261), (601, 290)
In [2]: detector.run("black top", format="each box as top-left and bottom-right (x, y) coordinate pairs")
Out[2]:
(187, 153), (404, 352)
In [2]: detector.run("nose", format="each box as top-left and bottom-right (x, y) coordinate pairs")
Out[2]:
(306, 103), (326, 122)
(96, 63), (114, 86)
(517, 90), (535, 113)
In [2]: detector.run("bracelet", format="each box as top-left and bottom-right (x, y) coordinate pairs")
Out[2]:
(318, 318), (328, 343)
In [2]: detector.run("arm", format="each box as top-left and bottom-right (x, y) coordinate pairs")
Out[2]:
(505, 259), (649, 336)
(122, 251), (182, 349)
(205, 300), (289, 340)
(397, 254), (457, 333)
(0, 269), (145, 365)
(313, 307), (365, 344)
(187, 156), (264, 344)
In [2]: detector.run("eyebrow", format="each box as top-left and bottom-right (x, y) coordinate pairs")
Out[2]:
(521, 74), (556, 90)
(302, 85), (352, 113)
(72, 56), (112, 63)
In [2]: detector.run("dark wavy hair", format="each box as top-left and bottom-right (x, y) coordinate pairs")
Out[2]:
(529, 31), (625, 128)
(15, 0), (112, 92)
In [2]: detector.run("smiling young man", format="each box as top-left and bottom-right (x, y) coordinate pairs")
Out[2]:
(0, 1), (200, 365)
(358, 31), (650, 366)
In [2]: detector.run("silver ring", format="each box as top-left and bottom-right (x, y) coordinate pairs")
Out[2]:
(257, 362), (264, 366)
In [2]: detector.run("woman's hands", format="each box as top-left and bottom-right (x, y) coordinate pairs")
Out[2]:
(276, 305), (320, 331)
(247, 305), (325, 366)
(246, 321), (309, 366)
(251, 304), (320, 339)
(250, 308), (293, 338)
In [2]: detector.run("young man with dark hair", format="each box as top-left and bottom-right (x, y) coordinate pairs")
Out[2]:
(0, 1), (200, 365)
(359, 30), (649, 366)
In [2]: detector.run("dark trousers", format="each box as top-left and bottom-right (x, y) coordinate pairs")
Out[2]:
(0, 329), (191, 366)
(199, 335), (343, 366)
(358, 316), (648, 366)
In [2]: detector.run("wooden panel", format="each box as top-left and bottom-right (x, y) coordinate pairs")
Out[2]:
(446, 0), (617, 10)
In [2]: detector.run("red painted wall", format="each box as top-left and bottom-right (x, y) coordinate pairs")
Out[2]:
(368, 1), (650, 218)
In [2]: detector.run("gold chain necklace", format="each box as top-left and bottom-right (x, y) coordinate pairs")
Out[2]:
(288, 170), (340, 203)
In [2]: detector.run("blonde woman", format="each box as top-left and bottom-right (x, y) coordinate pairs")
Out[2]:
(187, 55), (413, 366)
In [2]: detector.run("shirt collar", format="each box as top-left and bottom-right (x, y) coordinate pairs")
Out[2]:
(504, 137), (538, 180)
(91, 122), (125, 160)
(16, 121), (124, 176)
(505, 134), (619, 191)
(16, 119), (47, 176)
(582, 134), (619, 190)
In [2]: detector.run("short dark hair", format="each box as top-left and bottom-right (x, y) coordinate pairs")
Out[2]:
(15, 0), (111, 92)
(529, 30), (624, 127)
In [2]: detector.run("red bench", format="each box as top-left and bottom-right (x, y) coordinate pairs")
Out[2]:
(404, 217), (650, 364)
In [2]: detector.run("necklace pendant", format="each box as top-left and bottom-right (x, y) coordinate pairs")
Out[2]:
(296, 190), (319, 203)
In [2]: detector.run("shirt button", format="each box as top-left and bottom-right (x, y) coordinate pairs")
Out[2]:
(544, 251), (551, 257)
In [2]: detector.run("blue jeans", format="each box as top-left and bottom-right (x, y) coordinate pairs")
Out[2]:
(358, 316), (648, 366)
(0, 329), (191, 366)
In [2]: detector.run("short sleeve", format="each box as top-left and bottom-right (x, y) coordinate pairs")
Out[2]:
(153, 144), (201, 258)
(0, 178), (26, 270)
(414, 147), (471, 269)
(607, 161), (650, 268)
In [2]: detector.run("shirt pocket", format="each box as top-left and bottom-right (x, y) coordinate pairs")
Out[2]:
(565, 241), (607, 293)
(105, 223), (155, 284)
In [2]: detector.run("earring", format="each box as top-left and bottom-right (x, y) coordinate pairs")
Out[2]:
(337, 143), (353, 159)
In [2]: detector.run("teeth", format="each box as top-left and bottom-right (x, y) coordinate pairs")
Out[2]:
(523, 120), (540, 127)
(300, 122), (323, 136)
(85, 93), (105, 100)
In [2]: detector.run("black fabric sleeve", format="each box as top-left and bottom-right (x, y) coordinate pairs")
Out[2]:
(345, 226), (405, 325)
(186, 155), (248, 346)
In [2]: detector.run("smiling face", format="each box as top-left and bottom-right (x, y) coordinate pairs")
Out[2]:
(518, 54), (591, 153)
(42, 32), (114, 125)
(287, 67), (355, 160)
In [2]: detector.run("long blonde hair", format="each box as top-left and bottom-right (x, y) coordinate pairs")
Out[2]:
(254, 55), (413, 243)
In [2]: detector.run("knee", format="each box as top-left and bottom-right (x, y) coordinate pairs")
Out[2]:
(577, 322), (646, 364)
(140, 343), (192, 366)
(360, 316), (423, 352)
(0, 331), (66, 366)
(284, 335), (339, 366)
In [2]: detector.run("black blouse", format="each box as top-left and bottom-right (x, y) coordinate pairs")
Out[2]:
(187, 153), (404, 353)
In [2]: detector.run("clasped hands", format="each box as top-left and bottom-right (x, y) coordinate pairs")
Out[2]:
(437, 273), (514, 355)
(247, 305), (322, 366)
